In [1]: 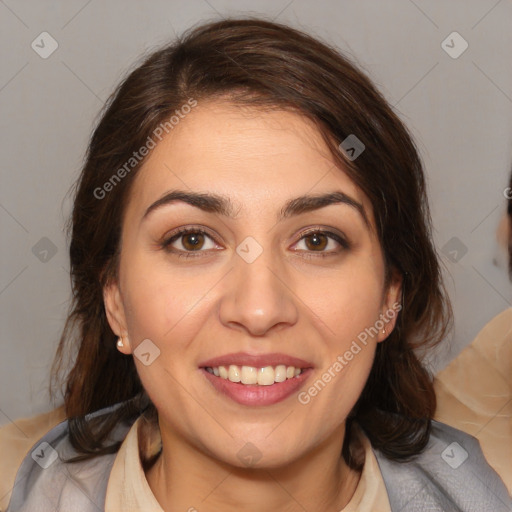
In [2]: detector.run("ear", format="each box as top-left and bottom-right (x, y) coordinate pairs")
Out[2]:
(377, 270), (403, 343)
(103, 280), (132, 354)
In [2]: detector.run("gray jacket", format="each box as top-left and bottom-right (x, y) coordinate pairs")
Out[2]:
(5, 404), (512, 511)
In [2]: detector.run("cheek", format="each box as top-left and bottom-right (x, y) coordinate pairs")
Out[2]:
(118, 257), (211, 406)
(298, 255), (385, 341)
(295, 253), (384, 408)
(296, 334), (376, 443)
(119, 250), (215, 344)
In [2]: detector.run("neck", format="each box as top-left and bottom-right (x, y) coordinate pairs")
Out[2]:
(146, 419), (361, 512)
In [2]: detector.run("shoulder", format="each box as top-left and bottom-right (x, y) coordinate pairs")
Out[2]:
(0, 406), (66, 511)
(372, 420), (512, 511)
(1, 403), (136, 512)
(434, 309), (512, 493)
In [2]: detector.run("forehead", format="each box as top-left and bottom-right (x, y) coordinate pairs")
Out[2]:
(127, 100), (371, 221)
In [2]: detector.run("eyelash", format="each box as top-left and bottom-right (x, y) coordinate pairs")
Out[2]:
(161, 226), (350, 260)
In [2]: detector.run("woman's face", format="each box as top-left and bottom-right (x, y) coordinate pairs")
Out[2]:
(104, 100), (401, 468)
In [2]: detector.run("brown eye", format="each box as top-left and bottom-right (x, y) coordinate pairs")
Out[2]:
(304, 232), (328, 251)
(182, 232), (205, 251)
(292, 229), (350, 256)
(162, 228), (219, 255)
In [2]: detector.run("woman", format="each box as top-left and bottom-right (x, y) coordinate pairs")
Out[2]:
(1, 18), (510, 512)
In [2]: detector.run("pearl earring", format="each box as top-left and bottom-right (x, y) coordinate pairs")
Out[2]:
(117, 337), (124, 348)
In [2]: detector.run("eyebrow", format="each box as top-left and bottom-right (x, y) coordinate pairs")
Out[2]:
(142, 189), (369, 226)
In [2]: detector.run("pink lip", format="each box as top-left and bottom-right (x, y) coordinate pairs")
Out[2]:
(198, 352), (314, 369)
(200, 367), (313, 406)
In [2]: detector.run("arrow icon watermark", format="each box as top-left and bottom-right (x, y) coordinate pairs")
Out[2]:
(237, 442), (263, 467)
(236, 236), (263, 263)
(339, 134), (365, 161)
(134, 339), (161, 366)
(31, 441), (58, 469)
(441, 442), (468, 469)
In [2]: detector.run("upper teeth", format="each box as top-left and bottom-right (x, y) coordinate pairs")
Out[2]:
(206, 365), (303, 385)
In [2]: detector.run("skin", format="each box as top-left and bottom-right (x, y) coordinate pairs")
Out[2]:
(104, 100), (401, 512)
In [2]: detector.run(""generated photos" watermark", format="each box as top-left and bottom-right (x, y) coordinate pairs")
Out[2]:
(297, 302), (402, 405)
(94, 98), (198, 200)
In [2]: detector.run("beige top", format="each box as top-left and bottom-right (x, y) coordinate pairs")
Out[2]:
(434, 307), (512, 495)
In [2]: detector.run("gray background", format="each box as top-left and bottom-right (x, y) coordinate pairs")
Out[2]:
(1, 0), (511, 423)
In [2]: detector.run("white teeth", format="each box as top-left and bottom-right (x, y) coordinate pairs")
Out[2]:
(257, 366), (275, 386)
(206, 364), (304, 385)
(228, 365), (241, 382)
(274, 365), (287, 383)
(241, 365), (258, 385)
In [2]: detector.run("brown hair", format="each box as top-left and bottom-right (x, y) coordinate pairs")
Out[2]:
(52, 17), (452, 467)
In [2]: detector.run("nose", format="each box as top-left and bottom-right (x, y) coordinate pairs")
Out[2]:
(219, 249), (299, 336)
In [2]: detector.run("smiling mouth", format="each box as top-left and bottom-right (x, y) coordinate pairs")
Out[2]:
(203, 364), (307, 386)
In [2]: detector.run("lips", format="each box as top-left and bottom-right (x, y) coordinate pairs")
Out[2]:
(200, 367), (314, 406)
(198, 352), (314, 369)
